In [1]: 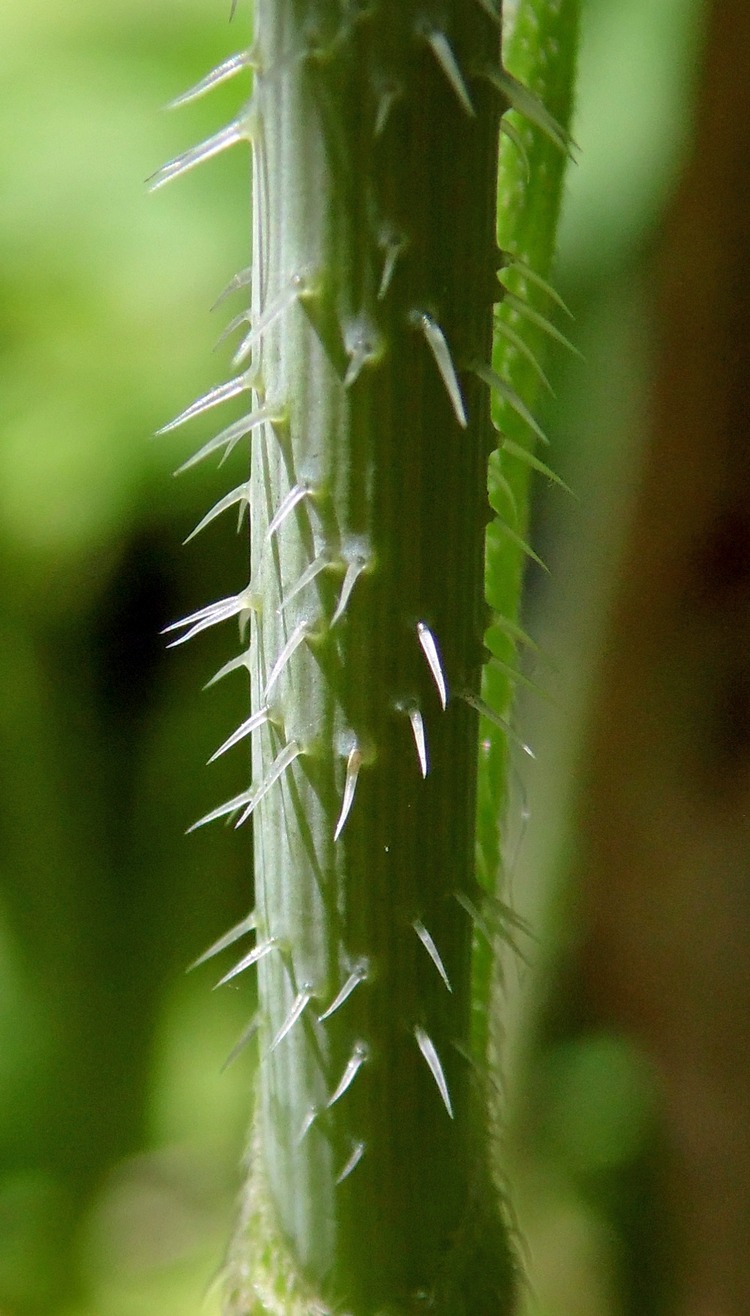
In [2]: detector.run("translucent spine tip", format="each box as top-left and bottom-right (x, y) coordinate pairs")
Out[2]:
(211, 265), (252, 311)
(407, 706), (428, 778)
(414, 1026), (454, 1118)
(215, 938), (278, 989)
(174, 404), (283, 476)
(334, 746), (363, 841)
(156, 373), (252, 435)
(326, 1042), (369, 1109)
(188, 909), (256, 971)
(266, 482), (312, 542)
(413, 920), (452, 992)
(234, 740), (303, 827)
(184, 482), (250, 543)
(474, 361), (549, 446)
(167, 51), (255, 110)
(148, 114), (250, 191)
(208, 705), (271, 763)
(416, 621), (448, 709)
(269, 987), (312, 1053)
(263, 622), (312, 700)
(420, 26), (475, 117)
(278, 553), (331, 614)
(232, 275), (305, 367)
(162, 586), (256, 647)
(413, 311), (468, 428)
(318, 961), (369, 1023)
(330, 556), (367, 628)
(336, 1140), (366, 1185)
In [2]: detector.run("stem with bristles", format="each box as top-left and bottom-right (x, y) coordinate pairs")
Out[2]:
(154, 0), (578, 1311)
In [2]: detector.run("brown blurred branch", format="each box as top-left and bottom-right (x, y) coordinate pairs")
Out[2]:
(579, 4), (750, 1314)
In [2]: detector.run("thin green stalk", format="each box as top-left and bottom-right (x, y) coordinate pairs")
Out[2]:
(154, 2), (577, 1312)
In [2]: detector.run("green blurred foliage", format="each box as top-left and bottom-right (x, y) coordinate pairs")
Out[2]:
(0, 0), (705, 1311)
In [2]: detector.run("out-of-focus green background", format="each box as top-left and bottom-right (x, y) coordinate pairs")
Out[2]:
(0, 0), (726, 1313)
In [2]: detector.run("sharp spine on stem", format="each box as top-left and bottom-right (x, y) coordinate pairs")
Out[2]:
(499, 256), (575, 318)
(419, 25), (475, 117)
(498, 291), (582, 357)
(214, 939), (278, 990)
(500, 118), (531, 181)
(278, 553), (331, 614)
(204, 648), (252, 689)
(174, 404), (284, 476)
(188, 910), (256, 971)
(326, 1042), (369, 1109)
(156, 373), (253, 435)
(416, 621), (448, 710)
(474, 362), (549, 446)
(334, 746), (363, 842)
(406, 705), (428, 778)
(297, 1110), (317, 1145)
(162, 586), (257, 648)
(232, 276), (308, 367)
(221, 1014), (261, 1072)
(413, 920), (452, 992)
(414, 1026), (454, 1118)
(318, 960), (369, 1023)
(211, 265), (252, 311)
(184, 482), (251, 543)
(148, 112), (252, 191)
(208, 706), (272, 763)
(266, 482), (312, 542)
(481, 65), (571, 154)
(269, 988), (312, 1053)
(263, 621), (313, 700)
(459, 689), (535, 758)
(167, 51), (256, 110)
(234, 741), (303, 828)
(336, 1141), (366, 1185)
(330, 555), (367, 628)
(411, 310), (467, 428)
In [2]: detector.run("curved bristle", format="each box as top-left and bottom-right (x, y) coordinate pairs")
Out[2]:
(475, 362), (549, 446)
(208, 706), (271, 763)
(215, 939), (277, 989)
(327, 1042), (368, 1109)
(413, 920), (451, 992)
(416, 621), (448, 709)
(188, 910), (256, 971)
(334, 746), (363, 841)
(414, 311), (467, 428)
(263, 621), (313, 700)
(421, 28), (475, 117)
(266, 482), (312, 542)
(318, 961), (369, 1023)
(184, 482), (250, 543)
(148, 116), (249, 191)
(157, 373), (251, 436)
(500, 292), (582, 357)
(234, 741), (303, 828)
(336, 1141), (365, 1185)
(331, 557), (367, 628)
(270, 988), (312, 1053)
(211, 265), (252, 311)
(174, 405), (281, 477)
(414, 1026), (453, 1118)
(167, 51), (255, 110)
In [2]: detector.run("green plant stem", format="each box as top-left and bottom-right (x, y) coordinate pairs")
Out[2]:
(158, 1), (578, 1311)
(222, 5), (515, 1313)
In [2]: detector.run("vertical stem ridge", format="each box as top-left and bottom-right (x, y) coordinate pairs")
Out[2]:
(218, 2), (516, 1312)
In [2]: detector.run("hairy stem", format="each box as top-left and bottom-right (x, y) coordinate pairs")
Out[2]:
(156, 1), (578, 1312)
(228, 6), (511, 1313)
